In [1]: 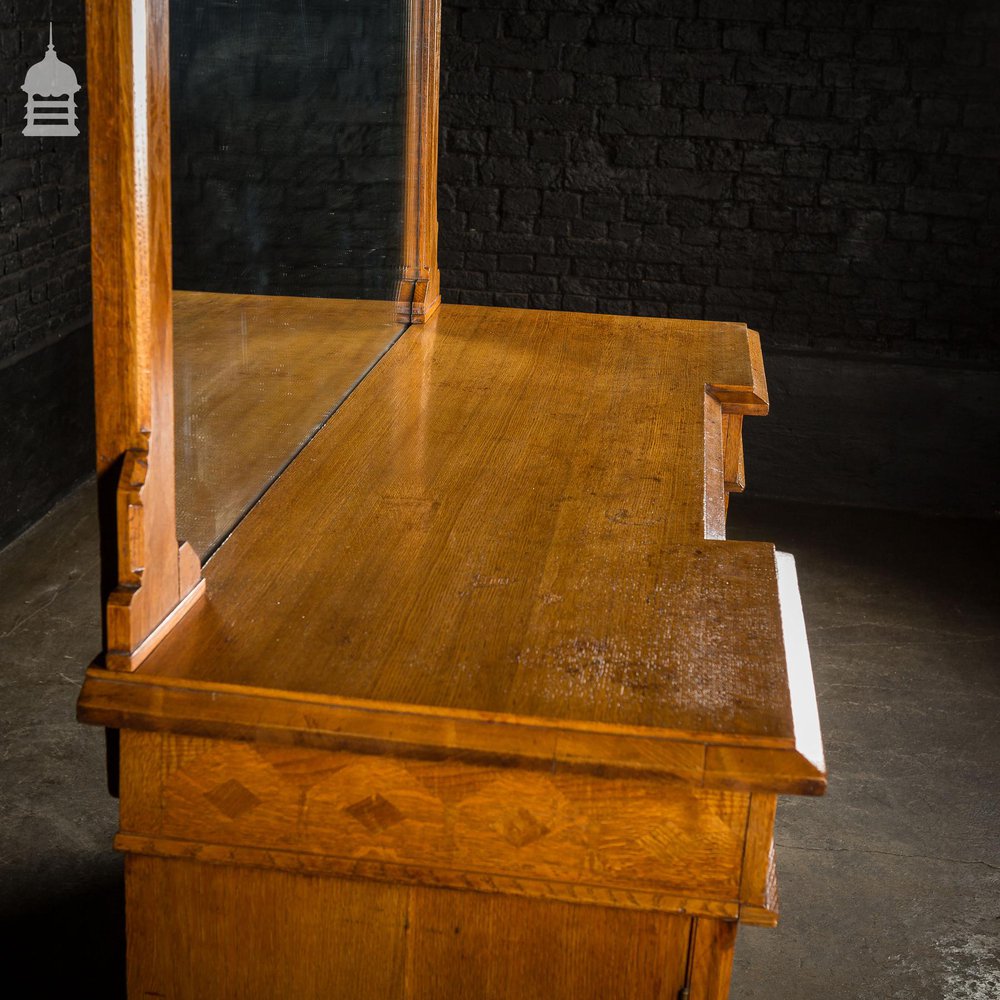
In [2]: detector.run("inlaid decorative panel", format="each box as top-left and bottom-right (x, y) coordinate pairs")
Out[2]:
(121, 731), (751, 914)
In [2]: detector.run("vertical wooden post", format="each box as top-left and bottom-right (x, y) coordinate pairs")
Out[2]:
(87, 0), (201, 671)
(686, 919), (739, 1000)
(397, 0), (441, 325)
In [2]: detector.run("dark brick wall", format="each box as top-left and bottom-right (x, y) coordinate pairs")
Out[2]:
(0, 2), (89, 365)
(170, 0), (407, 299)
(2, 0), (997, 540)
(438, 0), (1000, 367)
(0, 1), (92, 547)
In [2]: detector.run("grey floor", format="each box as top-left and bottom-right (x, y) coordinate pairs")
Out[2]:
(1, 481), (997, 998)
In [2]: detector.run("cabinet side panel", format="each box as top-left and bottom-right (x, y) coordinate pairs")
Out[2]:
(124, 855), (691, 1000)
(409, 890), (690, 1000)
(125, 854), (410, 1000)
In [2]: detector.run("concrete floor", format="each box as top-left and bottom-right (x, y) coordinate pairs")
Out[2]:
(1, 481), (997, 997)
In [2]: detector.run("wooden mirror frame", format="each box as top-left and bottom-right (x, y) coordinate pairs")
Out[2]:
(87, 0), (441, 671)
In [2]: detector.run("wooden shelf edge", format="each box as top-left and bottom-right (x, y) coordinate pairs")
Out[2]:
(77, 669), (825, 794)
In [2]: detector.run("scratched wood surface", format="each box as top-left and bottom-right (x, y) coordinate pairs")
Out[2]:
(125, 854), (692, 999)
(80, 304), (825, 790)
(119, 731), (754, 915)
(172, 291), (402, 557)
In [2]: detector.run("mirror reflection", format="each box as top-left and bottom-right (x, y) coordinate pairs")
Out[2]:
(169, 0), (408, 558)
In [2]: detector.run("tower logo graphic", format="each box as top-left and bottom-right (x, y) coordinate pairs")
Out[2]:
(22, 23), (81, 137)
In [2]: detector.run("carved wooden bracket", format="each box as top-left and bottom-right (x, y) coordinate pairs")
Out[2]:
(104, 446), (203, 673)
(705, 327), (769, 534)
(722, 414), (746, 495)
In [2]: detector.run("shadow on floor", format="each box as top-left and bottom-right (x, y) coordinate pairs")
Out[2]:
(1, 865), (126, 997)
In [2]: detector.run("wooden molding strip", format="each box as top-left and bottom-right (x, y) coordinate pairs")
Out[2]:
(706, 327), (769, 415)
(114, 833), (742, 921)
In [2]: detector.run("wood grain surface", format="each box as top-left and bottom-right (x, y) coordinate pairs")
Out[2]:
(172, 291), (402, 557)
(397, 0), (441, 324)
(125, 854), (693, 1000)
(737, 792), (779, 926)
(80, 304), (825, 792)
(78, 0), (813, 990)
(119, 730), (756, 916)
(87, 0), (201, 664)
(687, 918), (739, 1000)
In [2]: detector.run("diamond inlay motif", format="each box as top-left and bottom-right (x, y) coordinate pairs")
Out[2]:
(344, 793), (404, 833)
(501, 807), (549, 848)
(204, 779), (260, 820)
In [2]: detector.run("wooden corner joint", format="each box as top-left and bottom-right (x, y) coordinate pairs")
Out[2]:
(105, 447), (204, 673)
(104, 576), (205, 673)
(396, 274), (442, 326)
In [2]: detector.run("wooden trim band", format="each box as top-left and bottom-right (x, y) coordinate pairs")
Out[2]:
(114, 833), (742, 921)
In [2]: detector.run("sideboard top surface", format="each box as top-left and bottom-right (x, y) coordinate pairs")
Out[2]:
(80, 305), (824, 792)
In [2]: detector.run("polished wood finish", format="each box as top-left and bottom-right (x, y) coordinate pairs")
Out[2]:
(82, 0), (822, 991)
(80, 304), (824, 997)
(397, 0), (441, 324)
(87, 0), (200, 667)
(119, 730), (756, 917)
(115, 718), (775, 996)
(81, 306), (823, 793)
(125, 855), (411, 1000)
(172, 291), (402, 557)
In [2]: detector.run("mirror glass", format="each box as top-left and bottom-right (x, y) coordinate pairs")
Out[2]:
(169, 0), (408, 559)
